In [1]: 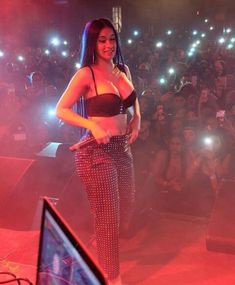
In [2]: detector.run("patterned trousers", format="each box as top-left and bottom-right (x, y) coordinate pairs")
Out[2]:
(75, 135), (135, 280)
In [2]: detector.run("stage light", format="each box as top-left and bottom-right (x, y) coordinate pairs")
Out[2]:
(204, 19), (209, 23)
(75, 62), (81, 69)
(227, 44), (233, 49)
(63, 40), (68, 45)
(127, 39), (133, 44)
(192, 30), (198, 36)
(209, 26), (214, 31)
(218, 37), (225, 44)
(226, 28), (232, 34)
(156, 41), (163, 48)
(51, 37), (61, 46)
(166, 30), (172, 35)
(133, 30), (139, 36)
(188, 51), (194, 57)
(0, 50), (4, 57)
(230, 38), (235, 43)
(196, 40), (201, 45)
(61, 51), (68, 57)
(190, 47), (196, 53)
(48, 108), (56, 117)
(17, 55), (25, 61)
(168, 68), (175, 75)
(204, 137), (213, 146)
(201, 33), (206, 38)
(159, 77), (166, 85)
(44, 49), (50, 55)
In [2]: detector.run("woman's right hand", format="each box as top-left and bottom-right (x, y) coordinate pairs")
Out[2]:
(90, 122), (111, 144)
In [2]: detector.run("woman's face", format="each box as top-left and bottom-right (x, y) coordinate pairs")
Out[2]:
(155, 112), (167, 125)
(183, 129), (196, 143)
(170, 119), (183, 135)
(169, 137), (183, 154)
(96, 27), (117, 62)
(200, 89), (209, 101)
(186, 110), (197, 121)
(214, 61), (224, 75)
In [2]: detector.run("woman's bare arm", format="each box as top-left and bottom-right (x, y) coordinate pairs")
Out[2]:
(56, 67), (110, 143)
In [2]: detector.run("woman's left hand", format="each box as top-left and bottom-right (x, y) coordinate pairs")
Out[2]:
(126, 115), (140, 144)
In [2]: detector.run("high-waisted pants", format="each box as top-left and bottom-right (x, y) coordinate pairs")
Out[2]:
(75, 135), (135, 280)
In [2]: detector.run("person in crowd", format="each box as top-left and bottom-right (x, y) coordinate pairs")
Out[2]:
(151, 104), (170, 149)
(152, 135), (189, 214)
(198, 87), (218, 123)
(0, 81), (29, 154)
(172, 93), (186, 116)
(132, 118), (158, 224)
(228, 103), (235, 128)
(183, 126), (199, 162)
(24, 71), (60, 146)
(185, 109), (199, 128)
(222, 145), (235, 181)
(138, 94), (154, 119)
(55, 18), (140, 285)
(185, 134), (230, 216)
(169, 117), (184, 137)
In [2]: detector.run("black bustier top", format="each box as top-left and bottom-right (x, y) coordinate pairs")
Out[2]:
(84, 66), (136, 117)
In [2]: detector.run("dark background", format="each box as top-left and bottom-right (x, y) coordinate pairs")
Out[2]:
(1, 0), (235, 47)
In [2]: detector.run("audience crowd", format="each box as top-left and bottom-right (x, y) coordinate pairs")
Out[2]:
(1, 25), (235, 218)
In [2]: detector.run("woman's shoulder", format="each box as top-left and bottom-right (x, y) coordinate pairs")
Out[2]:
(116, 63), (132, 82)
(71, 66), (93, 84)
(76, 66), (93, 76)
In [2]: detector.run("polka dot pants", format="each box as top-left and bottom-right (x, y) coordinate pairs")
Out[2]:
(75, 135), (135, 280)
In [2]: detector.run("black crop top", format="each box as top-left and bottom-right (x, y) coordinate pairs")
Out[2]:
(84, 66), (136, 117)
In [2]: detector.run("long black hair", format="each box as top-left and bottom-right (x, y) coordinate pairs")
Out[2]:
(80, 18), (124, 67)
(77, 18), (125, 139)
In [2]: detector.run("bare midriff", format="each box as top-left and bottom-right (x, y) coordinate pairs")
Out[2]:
(89, 114), (128, 136)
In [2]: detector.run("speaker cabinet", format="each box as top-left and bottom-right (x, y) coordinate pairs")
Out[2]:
(0, 144), (91, 231)
(0, 156), (35, 206)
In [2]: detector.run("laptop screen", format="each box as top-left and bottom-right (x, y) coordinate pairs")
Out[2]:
(36, 197), (107, 285)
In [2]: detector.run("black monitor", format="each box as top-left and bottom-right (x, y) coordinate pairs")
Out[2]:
(36, 197), (107, 285)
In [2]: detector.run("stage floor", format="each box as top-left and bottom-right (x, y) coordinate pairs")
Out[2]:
(1, 213), (235, 285)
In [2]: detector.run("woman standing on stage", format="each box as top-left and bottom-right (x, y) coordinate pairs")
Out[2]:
(56, 18), (140, 285)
